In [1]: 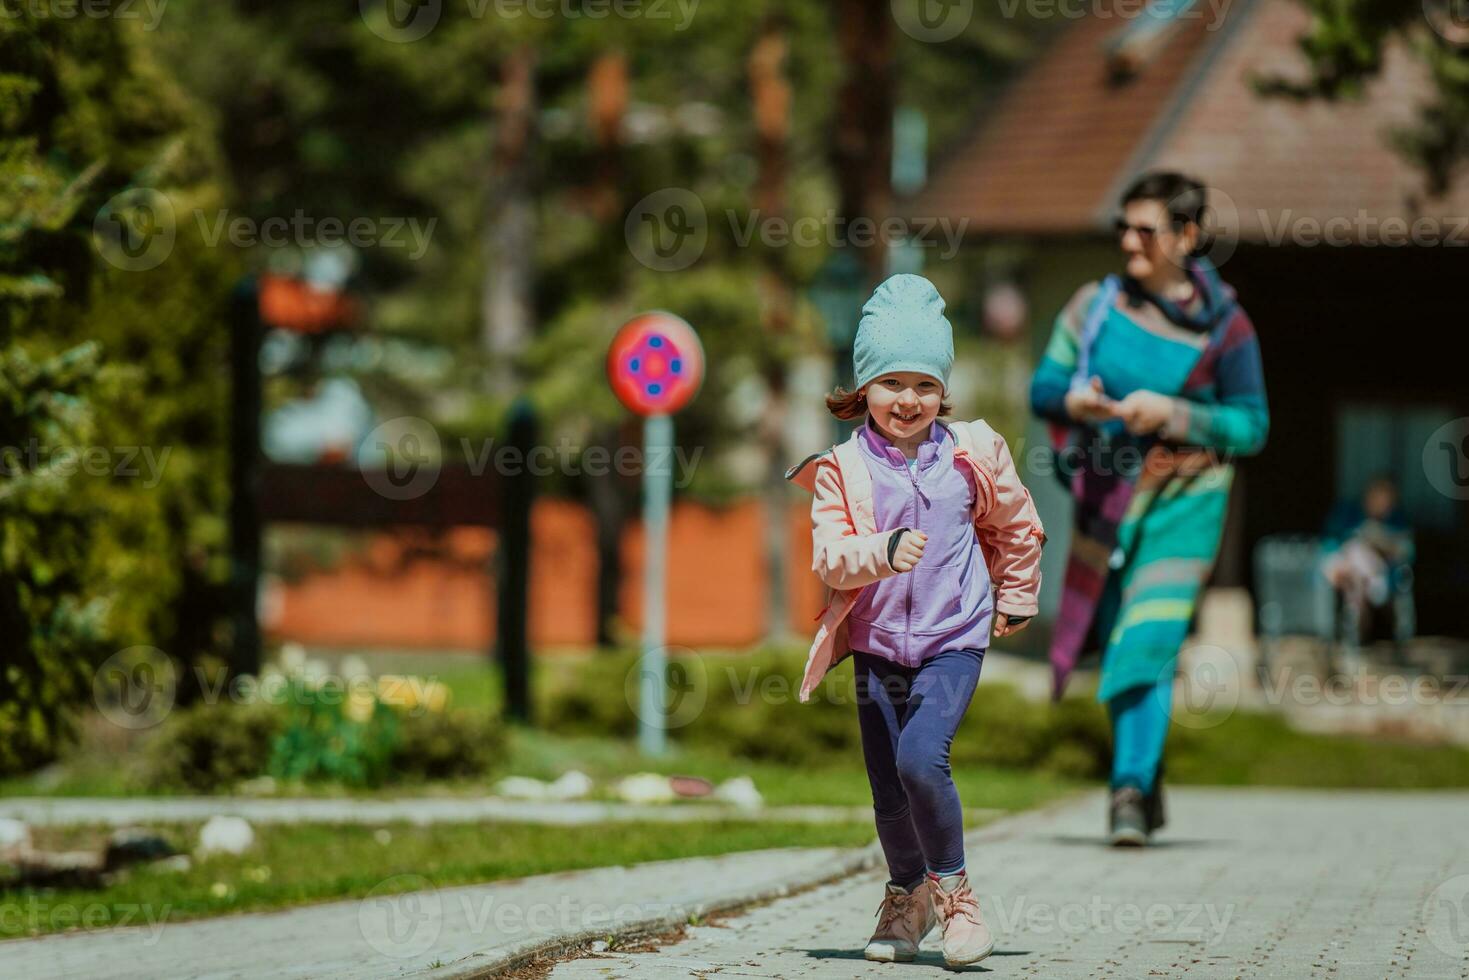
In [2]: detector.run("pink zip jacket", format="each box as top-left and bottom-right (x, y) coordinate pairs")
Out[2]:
(785, 418), (1045, 702)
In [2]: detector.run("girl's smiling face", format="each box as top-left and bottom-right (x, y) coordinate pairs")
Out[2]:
(865, 371), (944, 442)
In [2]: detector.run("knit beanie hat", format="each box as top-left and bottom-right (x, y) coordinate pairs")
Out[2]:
(852, 274), (955, 392)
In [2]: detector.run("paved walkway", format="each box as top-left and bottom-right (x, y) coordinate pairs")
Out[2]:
(548, 788), (1469, 979)
(5, 789), (1468, 979)
(0, 796), (890, 827)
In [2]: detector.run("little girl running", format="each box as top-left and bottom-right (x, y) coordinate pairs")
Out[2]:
(786, 274), (1045, 967)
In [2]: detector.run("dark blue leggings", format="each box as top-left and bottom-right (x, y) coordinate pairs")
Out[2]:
(854, 648), (983, 887)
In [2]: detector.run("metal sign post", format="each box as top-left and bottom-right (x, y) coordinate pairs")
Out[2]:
(606, 312), (704, 757)
(638, 412), (673, 755)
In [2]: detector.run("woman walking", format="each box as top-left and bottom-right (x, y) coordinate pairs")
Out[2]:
(1029, 172), (1269, 845)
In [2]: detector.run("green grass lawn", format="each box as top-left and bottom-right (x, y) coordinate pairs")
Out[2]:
(7, 649), (1469, 939)
(0, 819), (882, 940)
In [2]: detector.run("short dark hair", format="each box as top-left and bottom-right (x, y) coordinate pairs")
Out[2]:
(1121, 171), (1207, 229)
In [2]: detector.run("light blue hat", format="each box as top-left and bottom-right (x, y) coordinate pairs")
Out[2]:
(852, 274), (955, 392)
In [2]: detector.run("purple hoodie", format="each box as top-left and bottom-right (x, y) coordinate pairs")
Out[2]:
(845, 417), (994, 667)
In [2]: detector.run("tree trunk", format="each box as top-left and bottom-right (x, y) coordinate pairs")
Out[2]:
(585, 51), (631, 649)
(751, 18), (795, 644)
(587, 50), (628, 221)
(832, 0), (894, 285)
(482, 46), (537, 389)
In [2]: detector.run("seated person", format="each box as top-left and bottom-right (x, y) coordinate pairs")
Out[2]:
(1320, 476), (1413, 644)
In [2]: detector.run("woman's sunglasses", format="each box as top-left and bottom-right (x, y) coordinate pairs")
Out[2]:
(1113, 218), (1159, 243)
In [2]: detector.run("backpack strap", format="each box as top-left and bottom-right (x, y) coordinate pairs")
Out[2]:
(1071, 274), (1121, 391)
(830, 433), (876, 535)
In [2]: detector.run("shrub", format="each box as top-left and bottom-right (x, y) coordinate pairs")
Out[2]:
(267, 680), (399, 788)
(541, 647), (1113, 777)
(140, 700), (283, 792)
(392, 709), (506, 781)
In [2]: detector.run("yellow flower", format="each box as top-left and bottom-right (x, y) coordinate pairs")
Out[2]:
(377, 674), (413, 708)
(345, 688), (376, 724)
(421, 681), (450, 714)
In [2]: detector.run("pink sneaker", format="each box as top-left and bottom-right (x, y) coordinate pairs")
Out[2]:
(863, 880), (936, 962)
(931, 873), (995, 966)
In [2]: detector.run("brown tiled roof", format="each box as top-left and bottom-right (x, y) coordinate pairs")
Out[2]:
(912, 0), (1469, 241)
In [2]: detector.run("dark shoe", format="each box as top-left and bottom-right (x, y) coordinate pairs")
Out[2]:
(1143, 774), (1166, 834)
(1108, 786), (1148, 847)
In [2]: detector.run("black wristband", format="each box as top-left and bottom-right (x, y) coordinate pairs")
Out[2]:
(886, 528), (911, 569)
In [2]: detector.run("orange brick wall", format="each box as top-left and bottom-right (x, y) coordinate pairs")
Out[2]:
(265, 499), (825, 651)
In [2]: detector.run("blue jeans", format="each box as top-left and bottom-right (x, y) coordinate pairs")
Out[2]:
(854, 648), (983, 887)
(1108, 672), (1172, 793)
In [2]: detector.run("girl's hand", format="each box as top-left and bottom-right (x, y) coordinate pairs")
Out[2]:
(1064, 376), (1114, 424)
(1112, 390), (1175, 436)
(890, 530), (927, 573)
(993, 613), (1030, 638)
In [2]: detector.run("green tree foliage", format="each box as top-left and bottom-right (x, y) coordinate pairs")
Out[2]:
(0, 11), (237, 768)
(1268, 1), (1469, 194)
(150, 1), (1041, 480)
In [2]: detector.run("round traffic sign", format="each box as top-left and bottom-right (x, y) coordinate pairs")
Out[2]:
(606, 312), (704, 416)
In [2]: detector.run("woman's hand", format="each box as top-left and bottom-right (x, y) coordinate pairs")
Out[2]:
(993, 613), (1030, 638)
(1112, 390), (1175, 436)
(890, 530), (927, 573)
(1064, 376), (1115, 424)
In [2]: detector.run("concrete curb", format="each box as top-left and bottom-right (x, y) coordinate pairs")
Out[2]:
(445, 797), (1087, 980)
(436, 839), (887, 979)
